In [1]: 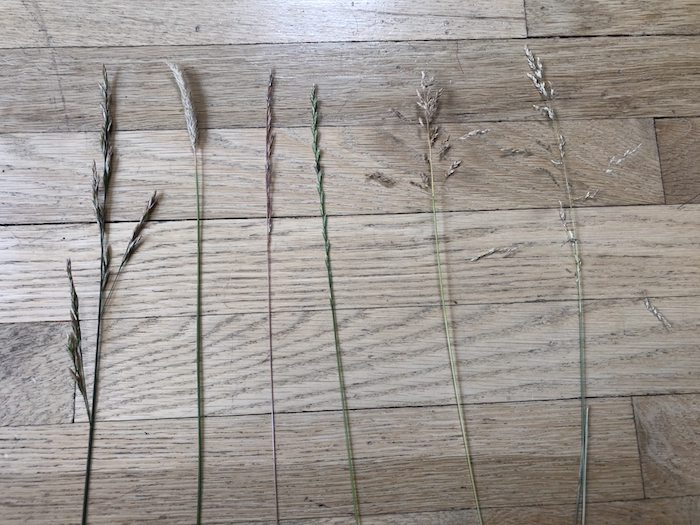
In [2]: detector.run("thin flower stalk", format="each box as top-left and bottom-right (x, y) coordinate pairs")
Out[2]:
(311, 85), (361, 525)
(81, 65), (114, 525)
(78, 66), (158, 525)
(166, 60), (203, 525)
(265, 71), (280, 525)
(525, 45), (587, 525)
(417, 72), (482, 525)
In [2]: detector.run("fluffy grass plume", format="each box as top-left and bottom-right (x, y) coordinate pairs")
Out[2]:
(311, 85), (361, 525)
(416, 72), (482, 525)
(525, 45), (588, 525)
(166, 60), (204, 525)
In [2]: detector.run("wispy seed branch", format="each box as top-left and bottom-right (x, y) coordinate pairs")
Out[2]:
(65, 259), (91, 424)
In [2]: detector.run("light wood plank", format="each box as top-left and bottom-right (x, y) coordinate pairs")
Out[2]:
(0, 398), (642, 523)
(34, 292), (696, 424)
(288, 496), (700, 525)
(656, 117), (700, 205)
(634, 394), (700, 498)
(526, 0), (700, 37)
(0, 322), (74, 426)
(2, 205), (699, 323)
(0, 120), (662, 225)
(3, 37), (700, 133)
(0, 1), (526, 49)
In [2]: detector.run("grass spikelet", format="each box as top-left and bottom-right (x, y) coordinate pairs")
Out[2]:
(311, 85), (361, 525)
(416, 72), (482, 525)
(167, 60), (203, 525)
(265, 71), (280, 525)
(65, 259), (90, 424)
(525, 45), (588, 525)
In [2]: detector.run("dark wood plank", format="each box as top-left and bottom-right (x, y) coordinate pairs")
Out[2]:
(0, 322), (74, 426)
(526, 0), (700, 37)
(656, 117), (700, 205)
(634, 394), (700, 498)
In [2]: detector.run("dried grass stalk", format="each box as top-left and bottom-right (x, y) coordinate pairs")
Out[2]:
(265, 71), (280, 525)
(416, 72), (482, 525)
(167, 59), (203, 525)
(311, 85), (361, 525)
(525, 45), (587, 525)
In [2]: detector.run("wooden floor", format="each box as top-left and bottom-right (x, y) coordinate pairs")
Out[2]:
(2, 1), (700, 524)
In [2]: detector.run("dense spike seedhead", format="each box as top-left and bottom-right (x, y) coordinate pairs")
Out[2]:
(166, 61), (198, 152)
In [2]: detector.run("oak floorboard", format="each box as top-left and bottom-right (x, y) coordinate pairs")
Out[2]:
(3, 37), (700, 133)
(633, 393), (700, 499)
(0, 120), (662, 225)
(2, 206), (698, 323)
(0, 321), (74, 426)
(0, 398), (642, 523)
(526, 0), (700, 37)
(0, 0), (526, 49)
(656, 117), (700, 205)
(8, 293), (691, 424)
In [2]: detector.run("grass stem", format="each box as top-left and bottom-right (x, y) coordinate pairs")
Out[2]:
(311, 85), (361, 525)
(265, 71), (280, 525)
(417, 72), (482, 524)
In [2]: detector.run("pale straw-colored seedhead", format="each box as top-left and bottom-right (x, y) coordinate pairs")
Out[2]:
(166, 61), (198, 152)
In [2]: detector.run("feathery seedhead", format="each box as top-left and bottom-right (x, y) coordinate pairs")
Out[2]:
(166, 61), (198, 152)
(417, 71), (441, 128)
(524, 45), (549, 100)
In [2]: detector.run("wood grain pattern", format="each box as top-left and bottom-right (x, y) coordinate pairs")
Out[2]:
(634, 394), (700, 498)
(0, 398), (641, 523)
(23, 294), (691, 424)
(656, 117), (700, 205)
(2, 206), (698, 323)
(0, 119), (662, 225)
(0, 1), (526, 49)
(526, 0), (700, 37)
(3, 1), (700, 522)
(0, 322), (74, 426)
(3, 37), (700, 133)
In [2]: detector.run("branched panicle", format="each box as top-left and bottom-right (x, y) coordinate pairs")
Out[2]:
(417, 73), (481, 525)
(525, 46), (587, 525)
(65, 259), (91, 423)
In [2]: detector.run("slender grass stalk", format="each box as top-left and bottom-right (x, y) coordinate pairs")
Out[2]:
(166, 60), (203, 525)
(265, 71), (280, 525)
(310, 85), (361, 525)
(416, 72), (482, 524)
(70, 65), (159, 525)
(81, 65), (114, 525)
(525, 45), (587, 525)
